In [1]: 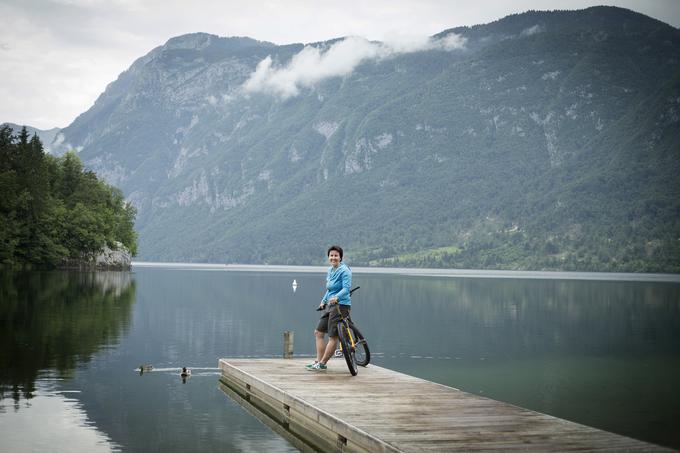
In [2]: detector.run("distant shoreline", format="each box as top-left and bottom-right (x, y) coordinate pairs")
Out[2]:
(131, 261), (680, 283)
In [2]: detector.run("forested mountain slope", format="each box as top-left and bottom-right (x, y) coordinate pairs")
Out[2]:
(46, 6), (680, 271)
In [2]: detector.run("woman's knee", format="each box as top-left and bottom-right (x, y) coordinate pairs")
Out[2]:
(314, 330), (325, 338)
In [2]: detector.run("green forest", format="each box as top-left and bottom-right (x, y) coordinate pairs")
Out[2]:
(0, 125), (137, 268)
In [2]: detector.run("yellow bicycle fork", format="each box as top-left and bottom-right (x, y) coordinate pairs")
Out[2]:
(339, 325), (356, 351)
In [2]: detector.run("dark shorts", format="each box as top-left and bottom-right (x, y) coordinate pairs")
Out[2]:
(316, 304), (350, 338)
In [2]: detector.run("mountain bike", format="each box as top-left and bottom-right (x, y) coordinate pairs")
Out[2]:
(317, 286), (370, 376)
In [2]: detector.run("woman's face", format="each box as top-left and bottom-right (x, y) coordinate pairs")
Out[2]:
(328, 250), (341, 267)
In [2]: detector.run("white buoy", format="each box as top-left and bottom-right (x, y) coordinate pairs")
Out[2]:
(292, 279), (298, 293)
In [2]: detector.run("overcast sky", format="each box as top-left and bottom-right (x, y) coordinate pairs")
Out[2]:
(1, 0), (678, 130)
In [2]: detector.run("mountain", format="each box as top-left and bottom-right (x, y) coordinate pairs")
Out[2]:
(47, 6), (680, 271)
(1, 123), (62, 154)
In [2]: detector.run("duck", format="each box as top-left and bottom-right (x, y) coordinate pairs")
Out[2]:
(139, 364), (153, 372)
(180, 367), (191, 377)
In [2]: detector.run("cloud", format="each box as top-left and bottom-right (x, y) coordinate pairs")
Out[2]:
(440, 33), (468, 50)
(243, 33), (467, 98)
(6, 0), (676, 128)
(0, 0), (147, 128)
(521, 25), (544, 36)
(243, 37), (382, 98)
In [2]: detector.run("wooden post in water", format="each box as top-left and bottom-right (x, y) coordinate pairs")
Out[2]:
(283, 331), (294, 358)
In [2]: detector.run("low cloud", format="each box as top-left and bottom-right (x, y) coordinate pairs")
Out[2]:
(243, 33), (467, 98)
(521, 25), (544, 36)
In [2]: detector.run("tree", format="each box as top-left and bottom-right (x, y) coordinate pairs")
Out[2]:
(0, 126), (137, 268)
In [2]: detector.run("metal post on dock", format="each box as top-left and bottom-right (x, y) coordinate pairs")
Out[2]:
(283, 331), (294, 358)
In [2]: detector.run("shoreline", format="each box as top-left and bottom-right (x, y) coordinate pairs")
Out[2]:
(131, 261), (680, 283)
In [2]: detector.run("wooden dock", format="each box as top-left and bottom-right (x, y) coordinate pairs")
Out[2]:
(218, 358), (669, 452)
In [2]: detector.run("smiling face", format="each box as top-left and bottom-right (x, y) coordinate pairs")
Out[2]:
(328, 250), (341, 267)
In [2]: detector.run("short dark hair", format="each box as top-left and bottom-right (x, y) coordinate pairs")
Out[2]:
(327, 245), (343, 260)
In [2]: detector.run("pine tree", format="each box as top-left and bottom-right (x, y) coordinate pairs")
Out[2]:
(0, 126), (137, 268)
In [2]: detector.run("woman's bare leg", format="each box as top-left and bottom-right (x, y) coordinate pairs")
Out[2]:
(314, 330), (326, 362)
(321, 336), (339, 364)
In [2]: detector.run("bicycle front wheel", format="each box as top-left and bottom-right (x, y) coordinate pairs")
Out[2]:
(351, 325), (370, 367)
(337, 322), (358, 376)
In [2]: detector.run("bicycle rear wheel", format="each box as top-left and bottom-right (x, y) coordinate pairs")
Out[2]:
(351, 324), (370, 367)
(337, 322), (357, 376)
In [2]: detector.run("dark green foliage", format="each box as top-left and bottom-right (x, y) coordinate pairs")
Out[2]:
(0, 126), (137, 268)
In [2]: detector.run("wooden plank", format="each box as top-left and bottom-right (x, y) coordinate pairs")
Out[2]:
(219, 358), (670, 452)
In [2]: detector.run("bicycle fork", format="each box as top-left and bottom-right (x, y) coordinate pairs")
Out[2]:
(339, 323), (356, 351)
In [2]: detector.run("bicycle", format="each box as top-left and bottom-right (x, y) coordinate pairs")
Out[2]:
(317, 286), (370, 376)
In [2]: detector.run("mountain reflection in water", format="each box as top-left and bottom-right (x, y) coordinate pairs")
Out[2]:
(1, 267), (678, 451)
(0, 271), (135, 406)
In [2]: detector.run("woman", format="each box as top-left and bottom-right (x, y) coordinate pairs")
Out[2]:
(306, 245), (352, 371)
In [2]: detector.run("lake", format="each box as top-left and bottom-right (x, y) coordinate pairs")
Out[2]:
(1, 265), (679, 451)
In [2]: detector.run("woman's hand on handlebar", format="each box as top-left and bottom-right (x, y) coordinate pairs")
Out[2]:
(316, 297), (337, 311)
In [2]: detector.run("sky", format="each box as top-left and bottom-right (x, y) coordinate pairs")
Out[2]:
(1, 0), (679, 130)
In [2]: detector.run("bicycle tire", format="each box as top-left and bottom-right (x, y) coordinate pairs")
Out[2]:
(337, 322), (358, 376)
(350, 324), (370, 367)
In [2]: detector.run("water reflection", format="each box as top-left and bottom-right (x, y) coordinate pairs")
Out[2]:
(0, 271), (136, 407)
(59, 269), (299, 452)
(350, 275), (680, 449)
(356, 276), (680, 360)
(0, 382), (121, 452)
(1, 267), (678, 451)
(125, 269), (680, 448)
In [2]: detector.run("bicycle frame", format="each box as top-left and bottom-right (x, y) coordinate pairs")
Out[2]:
(335, 306), (356, 349)
(317, 286), (369, 372)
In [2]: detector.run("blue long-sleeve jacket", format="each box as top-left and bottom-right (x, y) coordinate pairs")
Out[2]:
(321, 263), (352, 306)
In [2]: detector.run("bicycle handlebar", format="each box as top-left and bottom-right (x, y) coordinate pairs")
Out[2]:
(316, 286), (360, 310)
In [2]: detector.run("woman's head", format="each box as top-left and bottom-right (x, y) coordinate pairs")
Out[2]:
(327, 245), (343, 263)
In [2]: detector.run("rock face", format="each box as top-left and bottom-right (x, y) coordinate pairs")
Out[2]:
(94, 242), (132, 270)
(60, 242), (132, 270)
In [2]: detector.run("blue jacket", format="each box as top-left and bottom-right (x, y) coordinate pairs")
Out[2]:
(321, 263), (352, 306)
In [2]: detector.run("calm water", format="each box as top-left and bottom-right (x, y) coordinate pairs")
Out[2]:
(1, 267), (679, 451)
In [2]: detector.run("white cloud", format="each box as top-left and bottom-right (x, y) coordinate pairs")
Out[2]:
(440, 33), (468, 50)
(1, 0), (678, 128)
(521, 25), (544, 36)
(0, 0), (146, 128)
(243, 33), (467, 98)
(244, 37), (382, 98)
